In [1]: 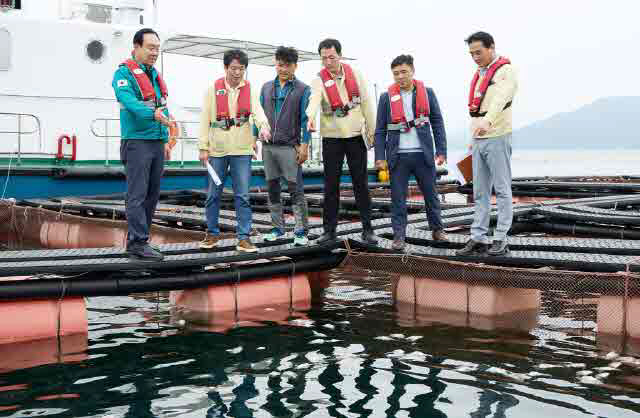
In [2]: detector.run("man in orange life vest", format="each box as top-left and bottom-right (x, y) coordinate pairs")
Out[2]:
(198, 49), (272, 253)
(456, 31), (518, 257)
(112, 28), (173, 261)
(374, 55), (448, 251)
(307, 38), (377, 244)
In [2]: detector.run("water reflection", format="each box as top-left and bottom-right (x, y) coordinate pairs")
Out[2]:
(0, 269), (638, 416)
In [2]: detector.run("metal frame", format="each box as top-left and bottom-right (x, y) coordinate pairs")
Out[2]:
(161, 34), (324, 66)
(0, 112), (43, 165)
(90, 118), (199, 167)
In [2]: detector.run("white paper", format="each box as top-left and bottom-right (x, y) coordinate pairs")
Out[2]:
(206, 161), (222, 186)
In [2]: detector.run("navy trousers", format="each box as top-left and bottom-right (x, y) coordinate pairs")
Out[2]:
(120, 139), (165, 245)
(390, 152), (443, 239)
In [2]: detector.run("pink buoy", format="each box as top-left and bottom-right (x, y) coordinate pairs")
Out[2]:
(0, 297), (87, 344)
(394, 274), (540, 317)
(0, 276), (88, 345)
(171, 274), (311, 313)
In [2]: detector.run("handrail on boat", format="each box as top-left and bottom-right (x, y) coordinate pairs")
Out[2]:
(0, 112), (43, 165)
(90, 118), (199, 167)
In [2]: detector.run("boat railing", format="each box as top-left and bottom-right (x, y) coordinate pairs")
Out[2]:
(90, 118), (199, 167)
(0, 112), (43, 165)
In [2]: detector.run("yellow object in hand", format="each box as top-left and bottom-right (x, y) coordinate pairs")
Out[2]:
(378, 169), (390, 183)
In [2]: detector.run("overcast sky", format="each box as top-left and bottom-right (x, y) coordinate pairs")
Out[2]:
(156, 0), (640, 142)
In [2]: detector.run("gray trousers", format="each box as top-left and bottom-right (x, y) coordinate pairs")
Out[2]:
(120, 139), (165, 245)
(263, 145), (308, 235)
(470, 134), (513, 243)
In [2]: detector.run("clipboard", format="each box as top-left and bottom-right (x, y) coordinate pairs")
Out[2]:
(455, 151), (473, 184)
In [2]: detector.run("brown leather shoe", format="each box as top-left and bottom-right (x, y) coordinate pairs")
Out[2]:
(432, 230), (449, 242)
(199, 233), (219, 249)
(236, 239), (258, 253)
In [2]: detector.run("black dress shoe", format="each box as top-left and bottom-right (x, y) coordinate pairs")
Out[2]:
(127, 241), (160, 252)
(127, 243), (164, 261)
(455, 239), (488, 256)
(361, 230), (378, 245)
(488, 240), (509, 256)
(316, 232), (337, 244)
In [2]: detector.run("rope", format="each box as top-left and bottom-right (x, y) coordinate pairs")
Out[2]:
(1, 150), (14, 200)
(233, 267), (240, 319)
(56, 279), (68, 363)
(289, 260), (296, 313)
(343, 238), (352, 253)
(622, 274), (629, 349)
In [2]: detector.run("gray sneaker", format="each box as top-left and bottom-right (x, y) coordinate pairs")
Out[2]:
(392, 239), (406, 252)
(488, 240), (509, 256)
(127, 243), (164, 261)
(455, 240), (488, 256)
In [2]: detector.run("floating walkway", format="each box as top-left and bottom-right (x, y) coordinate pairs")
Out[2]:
(0, 179), (637, 300)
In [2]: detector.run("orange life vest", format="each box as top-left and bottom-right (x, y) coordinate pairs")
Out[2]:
(387, 80), (430, 132)
(468, 57), (511, 117)
(319, 63), (361, 117)
(122, 59), (168, 105)
(212, 77), (251, 129)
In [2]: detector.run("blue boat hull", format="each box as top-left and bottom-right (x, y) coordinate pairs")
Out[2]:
(0, 168), (380, 199)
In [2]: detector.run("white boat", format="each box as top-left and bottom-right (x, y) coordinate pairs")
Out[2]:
(0, 0), (338, 198)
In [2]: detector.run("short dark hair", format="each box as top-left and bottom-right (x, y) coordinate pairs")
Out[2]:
(390, 54), (414, 69)
(223, 49), (249, 67)
(275, 46), (299, 64)
(133, 28), (159, 47)
(317, 38), (342, 55)
(465, 31), (495, 48)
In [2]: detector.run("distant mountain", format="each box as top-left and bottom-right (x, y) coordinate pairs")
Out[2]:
(513, 96), (640, 149)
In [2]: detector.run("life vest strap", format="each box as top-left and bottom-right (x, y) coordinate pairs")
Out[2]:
(469, 100), (512, 118)
(210, 117), (250, 130)
(322, 101), (360, 117)
(387, 116), (430, 132)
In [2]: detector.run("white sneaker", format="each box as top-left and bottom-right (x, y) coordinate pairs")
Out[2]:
(263, 229), (285, 242)
(293, 235), (309, 246)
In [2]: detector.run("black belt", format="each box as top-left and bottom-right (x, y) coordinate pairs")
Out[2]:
(264, 141), (296, 147)
(469, 101), (512, 118)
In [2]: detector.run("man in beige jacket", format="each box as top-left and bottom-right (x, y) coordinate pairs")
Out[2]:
(307, 38), (377, 244)
(198, 49), (271, 253)
(456, 32), (518, 257)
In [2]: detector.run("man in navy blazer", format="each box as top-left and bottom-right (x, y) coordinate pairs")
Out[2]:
(374, 54), (448, 251)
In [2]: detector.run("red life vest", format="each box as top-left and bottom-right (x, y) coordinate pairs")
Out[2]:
(387, 80), (430, 132)
(122, 59), (168, 103)
(468, 57), (511, 117)
(214, 77), (251, 126)
(319, 63), (361, 114)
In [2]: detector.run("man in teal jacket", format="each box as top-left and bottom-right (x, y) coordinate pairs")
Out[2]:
(112, 28), (172, 261)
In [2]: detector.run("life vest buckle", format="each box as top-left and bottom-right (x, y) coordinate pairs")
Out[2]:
(334, 106), (349, 118)
(215, 118), (234, 130)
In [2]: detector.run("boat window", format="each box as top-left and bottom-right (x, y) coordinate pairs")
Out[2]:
(0, 29), (10, 71)
(86, 40), (106, 63)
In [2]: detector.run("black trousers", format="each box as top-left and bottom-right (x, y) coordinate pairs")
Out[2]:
(120, 139), (165, 245)
(322, 136), (372, 233)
